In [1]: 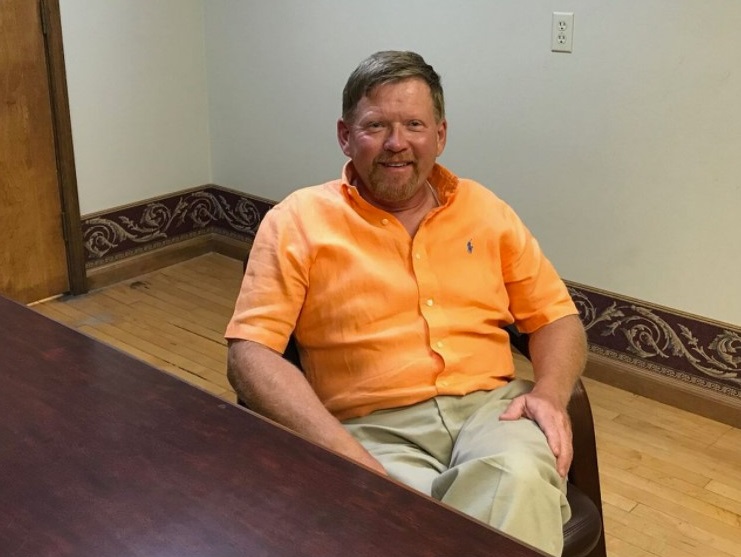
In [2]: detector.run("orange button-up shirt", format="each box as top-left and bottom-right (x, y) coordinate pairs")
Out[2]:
(225, 163), (577, 420)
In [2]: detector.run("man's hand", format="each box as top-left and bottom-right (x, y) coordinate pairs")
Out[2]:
(499, 390), (573, 478)
(340, 442), (388, 476)
(501, 315), (586, 478)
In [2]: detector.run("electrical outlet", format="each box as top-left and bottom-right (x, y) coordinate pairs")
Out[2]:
(551, 12), (574, 53)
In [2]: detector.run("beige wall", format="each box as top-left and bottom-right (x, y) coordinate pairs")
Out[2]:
(60, 0), (211, 215)
(60, 0), (741, 326)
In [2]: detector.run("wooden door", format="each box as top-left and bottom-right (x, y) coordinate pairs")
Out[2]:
(0, 0), (70, 303)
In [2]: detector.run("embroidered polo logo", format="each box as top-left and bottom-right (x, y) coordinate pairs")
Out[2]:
(466, 240), (474, 254)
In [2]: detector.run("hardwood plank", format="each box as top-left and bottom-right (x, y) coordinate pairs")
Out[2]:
(603, 503), (699, 557)
(144, 271), (238, 310)
(159, 258), (242, 296)
(598, 444), (712, 489)
(103, 280), (230, 332)
(615, 463), (741, 517)
(72, 323), (224, 391)
(577, 378), (730, 449)
(179, 252), (243, 281)
(115, 295), (227, 345)
(595, 414), (740, 483)
(605, 536), (656, 557)
(71, 293), (227, 364)
(630, 504), (739, 557)
(99, 286), (231, 342)
(601, 490), (637, 514)
(710, 427), (741, 461)
(611, 413), (723, 453)
(32, 301), (81, 326)
(706, 479), (741, 506)
(77, 317), (230, 391)
(601, 467), (741, 536)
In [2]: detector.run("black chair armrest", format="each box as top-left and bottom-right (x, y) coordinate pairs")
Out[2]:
(505, 324), (530, 359)
(567, 379), (603, 508)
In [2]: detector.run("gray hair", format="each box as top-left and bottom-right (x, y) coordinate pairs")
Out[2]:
(342, 51), (445, 123)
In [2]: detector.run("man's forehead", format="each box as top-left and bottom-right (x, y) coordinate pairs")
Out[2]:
(365, 77), (431, 98)
(359, 80), (434, 111)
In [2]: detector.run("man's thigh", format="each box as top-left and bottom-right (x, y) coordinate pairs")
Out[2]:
(342, 400), (451, 495)
(449, 379), (556, 467)
(433, 380), (569, 556)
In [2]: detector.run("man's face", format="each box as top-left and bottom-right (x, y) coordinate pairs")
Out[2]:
(337, 78), (447, 208)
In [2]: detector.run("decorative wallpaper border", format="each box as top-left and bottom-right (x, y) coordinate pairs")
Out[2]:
(82, 185), (272, 268)
(81, 186), (740, 404)
(567, 283), (740, 402)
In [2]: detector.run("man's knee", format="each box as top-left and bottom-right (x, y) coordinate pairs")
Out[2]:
(495, 442), (560, 485)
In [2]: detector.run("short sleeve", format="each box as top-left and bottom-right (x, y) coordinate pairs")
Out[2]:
(224, 198), (310, 352)
(500, 206), (577, 333)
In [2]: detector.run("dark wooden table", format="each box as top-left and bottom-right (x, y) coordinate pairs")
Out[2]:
(0, 295), (543, 557)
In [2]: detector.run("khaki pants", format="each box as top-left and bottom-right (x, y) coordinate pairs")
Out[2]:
(343, 379), (570, 557)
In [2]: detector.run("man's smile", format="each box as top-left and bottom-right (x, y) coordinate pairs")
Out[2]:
(379, 161), (413, 168)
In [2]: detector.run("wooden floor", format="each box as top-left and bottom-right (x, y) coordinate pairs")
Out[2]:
(32, 253), (741, 557)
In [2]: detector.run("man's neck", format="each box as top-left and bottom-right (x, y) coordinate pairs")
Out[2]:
(356, 180), (439, 237)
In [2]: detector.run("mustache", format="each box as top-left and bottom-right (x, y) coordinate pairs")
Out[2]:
(375, 158), (416, 165)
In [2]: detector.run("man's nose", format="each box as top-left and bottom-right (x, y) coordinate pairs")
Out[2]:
(383, 125), (409, 152)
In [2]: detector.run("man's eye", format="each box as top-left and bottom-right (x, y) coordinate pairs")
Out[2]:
(408, 121), (423, 128)
(367, 122), (384, 129)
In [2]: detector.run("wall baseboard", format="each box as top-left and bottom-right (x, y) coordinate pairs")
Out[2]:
(80, 185), (741, 427)
(584, 351), (740, 428)
(86, 233), (251, 292)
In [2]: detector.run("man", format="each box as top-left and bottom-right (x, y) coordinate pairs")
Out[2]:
(226, 51), (586, 556)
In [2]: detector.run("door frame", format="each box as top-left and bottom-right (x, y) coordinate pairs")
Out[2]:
(40, 0), (86, 295)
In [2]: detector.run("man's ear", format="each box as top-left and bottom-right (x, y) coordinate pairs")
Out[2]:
(337, 119), (352, 157)
(436, 119), (448, 156)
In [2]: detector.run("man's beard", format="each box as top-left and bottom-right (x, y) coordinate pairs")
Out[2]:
(366, 161), (422, 203)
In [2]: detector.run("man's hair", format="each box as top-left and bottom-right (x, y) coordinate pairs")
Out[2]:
(342, 51), (445, 124)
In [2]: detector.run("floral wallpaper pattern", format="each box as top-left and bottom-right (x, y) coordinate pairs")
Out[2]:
(568, 285), (740, 400)
(82, 187), (271, 266)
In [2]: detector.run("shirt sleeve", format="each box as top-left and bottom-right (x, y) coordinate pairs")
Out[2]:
(224, 197), (310, 353)
(499, 205), (577, 333)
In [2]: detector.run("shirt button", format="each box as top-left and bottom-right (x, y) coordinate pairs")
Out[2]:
(415, 253), (421, 260)
(436, 341), (444, 349)
(439, 380), (449, 388)
(426, 299), (434, 307)
(381, 218), (389, 225)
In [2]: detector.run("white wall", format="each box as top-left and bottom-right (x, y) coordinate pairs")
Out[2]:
(60, 0), (212, 214)
(204, 0), (741, 326)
